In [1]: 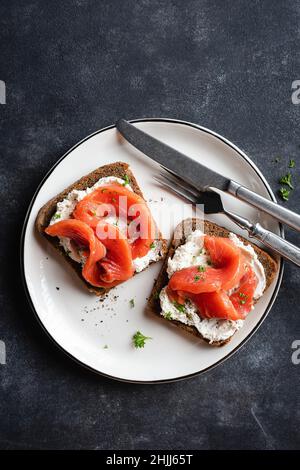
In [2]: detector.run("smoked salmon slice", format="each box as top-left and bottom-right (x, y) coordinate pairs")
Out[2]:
(230, 267), (257, 317)
(45, 219), (106, 287)
(73, 184), (156, 259)
(45, 219), (134, 288)
(167, 285), (246, 321)
(166, 236), (257, 321)
(191, 290), (244, 321)
(95, 222), (134, 284)
(168, 236), (245, 294)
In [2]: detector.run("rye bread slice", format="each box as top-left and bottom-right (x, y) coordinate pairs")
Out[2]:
(36, 161), (167, 295)
(148, 218), (278, 347)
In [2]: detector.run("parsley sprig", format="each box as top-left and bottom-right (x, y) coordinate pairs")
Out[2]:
(289, 159), (295, 168)
(133, 331), (152, 348)
(197, 265), (206, 272)
(165, 312), (172, 320)
(279, 173), (293, 189)
(123, 174), (130, 186)
(279, 187), (290, 201)
(173, 301), (185, 313)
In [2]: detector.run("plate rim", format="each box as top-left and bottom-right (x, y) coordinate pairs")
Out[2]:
(20, 117), (284, 384)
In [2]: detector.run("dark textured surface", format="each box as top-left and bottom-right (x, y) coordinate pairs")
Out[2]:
(0, 0), (300, 450)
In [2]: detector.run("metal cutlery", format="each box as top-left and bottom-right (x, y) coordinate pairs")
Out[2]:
(154, 169), (300, 267)
(116, 118), (300, 232)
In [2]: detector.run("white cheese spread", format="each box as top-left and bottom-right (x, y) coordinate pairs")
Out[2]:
(160, 229), (266, 343)
(49, 176), (162, 271)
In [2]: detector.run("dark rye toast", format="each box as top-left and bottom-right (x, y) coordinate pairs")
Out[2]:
(148, 218), (278, 347)
(36, 161), (167, 295)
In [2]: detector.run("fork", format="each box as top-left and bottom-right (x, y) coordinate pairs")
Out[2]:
(154, 169), (300, 267)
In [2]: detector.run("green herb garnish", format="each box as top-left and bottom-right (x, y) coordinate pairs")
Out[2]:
(123, 174), (130, 186)
(129, 298), (135, 308)
(279, 187), (290, 201)
(173, 301), (185, 313)
(153, 291), (160, 300)
(133, 331), (152, 348)
(239, 292), (246, 298)
(150, 242), (155, 249)
(53, 213), (61, 220)
(289, 159), (295, 168)
(194, 275), (200, 282)
(165, 312), (172, 320)
(279, 173), (293, 189)
(239, 299), (246, 305)
(197, 265), (206, 272)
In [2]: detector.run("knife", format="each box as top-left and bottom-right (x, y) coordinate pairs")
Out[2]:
(116, 119), (300, 232)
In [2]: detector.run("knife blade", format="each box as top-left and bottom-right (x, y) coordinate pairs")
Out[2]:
(116, 119), (300, 232)
(116, 118), (229, 192)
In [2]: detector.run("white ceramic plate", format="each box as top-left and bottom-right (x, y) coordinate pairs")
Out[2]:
(21, 118), (283, 383)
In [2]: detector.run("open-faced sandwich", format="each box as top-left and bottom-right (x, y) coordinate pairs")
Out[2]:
(36, 162), (167, 295)
(148, 218), (278, 346)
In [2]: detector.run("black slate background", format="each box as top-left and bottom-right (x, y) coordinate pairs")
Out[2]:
(1, 0), (300, 450)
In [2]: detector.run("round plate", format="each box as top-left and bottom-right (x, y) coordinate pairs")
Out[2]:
(21, 118), (283, 383)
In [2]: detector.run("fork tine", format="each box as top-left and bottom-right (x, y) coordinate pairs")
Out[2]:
(153, 175), (197, 204)
(159, 167), (200, 198)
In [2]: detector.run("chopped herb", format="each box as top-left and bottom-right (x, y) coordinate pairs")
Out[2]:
(279, 173), (293, 189)
(123, 174), (130, 186)
(165, 312), (172, 320)
(173, 301), (185, 313)
(91, 210), (97, 216)
(150, 242), (155, 249)
(239, 292), (246, 298)
(239, 299), (246, 305)
(197, 265), (206, 272)
(53, 213), (61, 220)
(153, 291), (160, 300)
(194, 275), (200, 282)
(207, 260), (212, 266)
(103, 344), (108, 349)
(289, 159), (295, 168)
(198, 249), (203, 255)
(279, 187), (290, 201)
(129, 298), (135, 308)
(133, 331), (152, 348)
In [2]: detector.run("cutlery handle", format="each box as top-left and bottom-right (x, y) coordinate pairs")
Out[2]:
(228, 181), (300, 232)
(225, 210), (300, 266)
